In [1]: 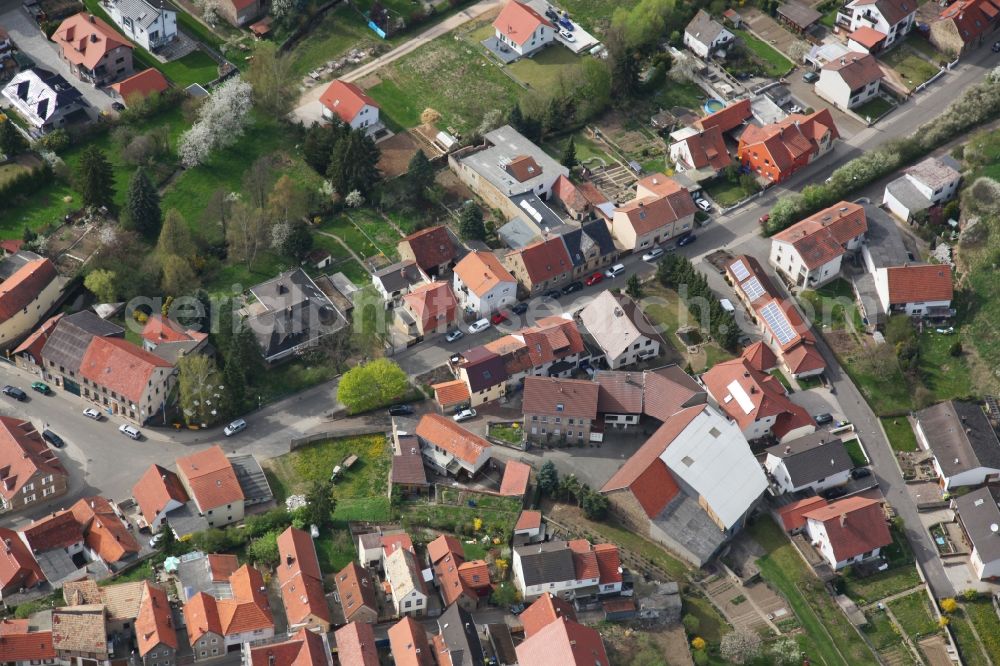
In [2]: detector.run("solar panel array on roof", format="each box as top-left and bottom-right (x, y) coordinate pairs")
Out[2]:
(731, 259), (750, 282)
(741, 277), (766, 302)
(761, 301), (795, 345)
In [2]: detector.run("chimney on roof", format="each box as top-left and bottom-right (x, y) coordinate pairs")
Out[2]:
(89, 13), (95, 21)
(839, 513), (847, 528)
(286, 554), (294, 566)
(784, 446), (791, 454)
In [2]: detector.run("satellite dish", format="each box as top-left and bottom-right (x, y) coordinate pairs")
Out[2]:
(992, 523), (999, 534)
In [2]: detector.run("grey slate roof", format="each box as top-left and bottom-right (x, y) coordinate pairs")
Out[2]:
(685, 9), (727, 45)
(498, 217), (542, 249)
(777, 2), (821, 28)
(229, 454), (273, 505)
(863, 203), (910, 269)
(0, 250), (42, 280)
(765, 432), (853, 487)
(916, 401), (1000, 478)
(41, 311), (124, 374)
(956, 486), (1000, 566)
(110, 0), (166, 28)
(515, 541), (575, 587)
(885, 176), (931, 216)
(460, 347), (509, 392)
(437, 604), (485, 666)
(247, 268), (347, 360)
(374, 260), (423, 294)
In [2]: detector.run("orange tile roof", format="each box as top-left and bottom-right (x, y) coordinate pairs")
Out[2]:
(176, 445), (244, 512)
(694, 98), (752, 133)
(457, 559), (490, 590)
(415, 414), (491, 465)
(427, 534), (465, 565)
(433, 379), (471, 407)
(701, 354), (812, 436)
(507, 236), (572, 284)
(140, 314), (207, 345)
(0, 416), (66, 502)
(522, 376), (598, 420)
(13, 312), (63, 360)
(334, 622), (379, 666)
(802, 496), (892, 562)
(520, 593), (577, 638)
(399, 225), (456, 273)
(884, 264), (953, 305)
(110, 68), (169, 101)
(403, 281), (457, 332)
(454, 251), (516, 298)
(499, 460), (531, 496)
(847, 26), (887, 50)
(334, 562), (378, 624)
(0, 526), (44, 593)
(135, 582), (178, 656)
(677, 126), (731, 171)
(381, 533), (415, 558)
(572, 548), (599, 581)
(51, 13), (131, 71)
(276, 527), (331, 628)
(616, 188), (697, 236)
(132, 464), (189, 528)
(772, 201), (867, 269)
(515, 510), (541, 531)
(80, 335), (172, 404)
(493, 0), (554, 46)
(207, 554), (240, 581)
(433, 550), (476, 607)
(319, 79), (379, 124)
(505, 154), (543, 182)
(739, 109), (840, 179)
(69, 496), (140, 564)
(0, 618), (56, 661)
(19, 510), (83, 552)
(776, 496), (827, 531)
(516, 617), (610, 666)
(938, 0), (1000, 45)
(0, 258), (57, 321)
(183, 592), (222, 644)
(184, 565), (273, 643)
(250, 628), (330, 666)
(593, 543), (622, 585)
(742, 341), (778, 372)
(388, 616), (433, 666)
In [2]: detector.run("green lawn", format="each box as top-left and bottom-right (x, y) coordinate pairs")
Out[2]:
(750, 517), (879, 666)
(800, 279), (863, 332)
(488, 423), (523, 445)
(844, 352), (913, 415)
(888, 593), (938, 639)
(950, 608), (991, 666)
(854, 96), (895, 122)
(900, 33), (947, 64)
(543, 132), (615, 168)
(917, 328), (974, 401)
(366, 19), (520, 133)
(862, 608), (903, 652)
(962, 599), (1000, 663)
(0, 162), (29, 186)
(506, 46), (585, 90)
(648, 78), (705, 113)
(843, 438), (868, 467)
(288, 4), (382, 77)
(314, 528), (357, 573)
(399, 500), (520, 541)
(173, 7), (226, 50)
(255, 357), (340, 404)
(684, 596), (728, 644)
(262, 434), (390, 502)
(319, 213), (394, 262)
(734, 29), (793, 78)
(548, 0), (640, 31)
(882, 47), (940, 90)
(702, 178), (750, 208)
(881, 417), (918, 452)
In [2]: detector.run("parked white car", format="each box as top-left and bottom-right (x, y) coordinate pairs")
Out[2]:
(468, 319), (491, 334)
(559, 28), (575, 41)
(224, 418), (247, 437)
(119, 424), (142, 440)
(695, 198), (712, 212)
(453, 408), (477, 422)
(82, 407), (103, 421)
(605, 263), (626, 278)
(642, 247), (665, 262)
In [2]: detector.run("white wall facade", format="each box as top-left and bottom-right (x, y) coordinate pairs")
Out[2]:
(816, 69), (880, 110)
(495, 24), (553, 57)
(765, 455), (852, 494)
(806, 518), (882, 569)
(683, 26), (734, 59)
(844, 2), (915, 47)
(770, 239), (845, 288)
(107, 2), (177, 50)
(453, 273), (516, 316)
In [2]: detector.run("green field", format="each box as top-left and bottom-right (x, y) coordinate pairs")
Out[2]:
(843, 438), (868, 467)
(750, 517), (879, 666)
(854, 96), (895, 122)
(702, 178), (750, 208)
(881, 416), (918, 452)
(800, 279), (863, 332)
(962, 599), (1000, 663)
(648, 78), (705, 113)
(734, 29), (793, 78)
(262, 434), (390, 502)
(506, 46), (585, 90)
(888, 593), (937, 639)
(288, 4), (382, 77)
(950, 608), (991, 666)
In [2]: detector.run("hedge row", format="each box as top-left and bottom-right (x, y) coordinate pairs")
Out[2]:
(0, 161), (53, 201)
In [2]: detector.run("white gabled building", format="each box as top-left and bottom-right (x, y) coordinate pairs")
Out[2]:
(837, 0), (916, 49)
(384, 548), (427, 617)
(769, 201), (868, 289)
(873, 263), (953, 317)
(764, 433), (853, 495)
(815, 52), (884, 111)
(453, 250), (517, 316)
(683, 9), (734, 59)
(492, 0), (555, 58)
(1, 68), (86, 131)
(579, 291), (662, 369)
(803, 496), (892, 569)
(104, 0), (177, 51)
(512, 539), (622, 601)
(883, 155), (963, 222)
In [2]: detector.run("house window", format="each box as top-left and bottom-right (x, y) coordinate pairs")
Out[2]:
(556, 403), (564, 411)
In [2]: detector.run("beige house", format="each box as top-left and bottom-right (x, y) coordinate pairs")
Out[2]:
(217, 0), (263, 26)
(0, 255), (63, 350)
(0, 416), (68, 514)
(384, 548), (427, 617)
(176, 445), (246, 528)
(609, 174), (697, 252)
(503, 237), (573, 296)
(79, 336), (175, 425)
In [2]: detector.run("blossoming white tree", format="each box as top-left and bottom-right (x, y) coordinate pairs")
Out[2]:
(178, 77), (254, 168)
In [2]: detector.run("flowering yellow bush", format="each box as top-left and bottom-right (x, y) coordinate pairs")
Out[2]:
(691, 637), (706, 651)
(940, 598), (958, 614)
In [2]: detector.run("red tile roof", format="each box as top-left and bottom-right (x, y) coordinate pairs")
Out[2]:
(617, 177), (697, 236)
(427, 534), (465, 565)
(515, 617), (609, 666)
(250, 628), (329, 666)
(335, 562), (378, 624)
(403, 281), (458, 332)
(135, 582), (178, 656)
(381, 533), (414, 558)
(506, 154), (544, 182)
(207, 554), (240, 582)
(883, 264), (953, 305)
(319, 79), (378, 124)
(739, 109), (839, 178)
(848, 26), (887, 50)
(776, 496), (827, 531)
(742, 341), (778, 372)
(334, 622), (379, 666)
(508, 236), (572, 284)
(0, 239), (24, 254)
(0, 526), (44, 593)
(823, 52), (883, 89)
(183, 592), (222, 643)
(13, 312), (63, 360)
(176, 445), (244, 512)
(938, 0), (1000, 45)
(79, 335), (172, 404)
(454, 251), (516, 298)
(277, 527), (331, 628)
(773, 201), (867, 269)
(388, 616), (433, 666)
(51, 13), (131, 71)
(499, 460), (531, 496)
(0, 258), (57, 321)
(110, 68), (169, 102)
(694, 98), (752, 133)
(0, 618), (55, 661)
(69, 496), (140, 564)
(571, 546), (599, 581)
(515, 510), (542, 531)
(0, 416), (65, 502)
(432, 545), (477, 607)
(184, 565), (273, 642)
(676, 126), (731, 171)
(433, 379), (471, 407)
(593, 543), (623, 585)
(416, 414), (491, 465)
(492, 0), (554, 46)
(522, 376), (599, 420)
(803, 496), (892, 562)
(457, 559), (490, 590)
(132, 464), (189, 529)
(19, 510), (83, 552)
(520, 593), (577, 638)
(140, 314), (207, 345)
(399, 225), (456, 273)
(552, 174), (590, 213)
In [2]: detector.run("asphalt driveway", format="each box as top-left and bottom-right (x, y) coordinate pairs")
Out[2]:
(0, 0), (113, 112)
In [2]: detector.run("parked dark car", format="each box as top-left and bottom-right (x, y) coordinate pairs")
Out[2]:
(511, 302), (529, 315)
(561, 281), (584, 295)
(544, 7), (558, 20)
(2, 385), (27, 401)
(677, 233), (697, 247)
(802, 70), (819, 83)
(821, 486), (848, 500)
(42, 429), (64, 448)
(388, 404), (415, 416)
(814, 412), (834, 425)
(851, 467), (872, 480)
(544, 289), (562, 300)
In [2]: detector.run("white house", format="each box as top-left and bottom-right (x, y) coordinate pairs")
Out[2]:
(769, 201), (868, 288)
(955, 487), (1000, 580)
(492, 0), (555, 58)
(319, 79), (382, 136)
(684, 9), (734, 59)
(815, 52), (883, 111)
(914, 400), (1000, 490)
(512, 540), (620, 601)
(837, 0), (916, 49)
(803, 496), (892, 569)
(883, 155), (963, 222)
(104, 0), (177, 51)
(1, 69), (86, 131)
(453, 250), (517, 316)
(384, 548), (427, 617)
(579, 291), (662, 369)
(764, 433), (853, 494)
(415, 414), (492, 477)
(873, 263), (953, 317)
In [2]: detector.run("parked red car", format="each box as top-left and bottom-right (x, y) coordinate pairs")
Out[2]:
(491, 312), (509, 325)
(585, 271), (605, 286)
